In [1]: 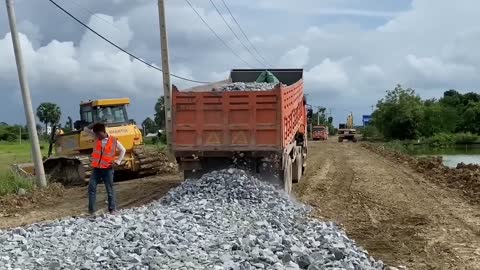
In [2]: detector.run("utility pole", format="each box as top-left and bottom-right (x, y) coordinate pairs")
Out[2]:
(157, 0), (173, 155)
(6, 0), (47, 187)
(317, 107), (320, 125)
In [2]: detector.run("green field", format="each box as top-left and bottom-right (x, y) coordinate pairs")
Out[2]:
(0, 142), (49, 174)
(0, 141), (166, 196)
(0, 142), (49, 196)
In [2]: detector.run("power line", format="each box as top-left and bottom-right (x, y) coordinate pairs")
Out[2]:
(220, 0), (272, 67)
(208, 0), (266, 67)
(47, 0), (209, 84)
(61, 0), (122, 32)
(184, 0), (253, 68)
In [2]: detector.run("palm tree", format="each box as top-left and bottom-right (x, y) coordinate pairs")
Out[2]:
(36, 102), (61, 135)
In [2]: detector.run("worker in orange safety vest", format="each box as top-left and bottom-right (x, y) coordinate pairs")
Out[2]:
(84, 122), (126, 215)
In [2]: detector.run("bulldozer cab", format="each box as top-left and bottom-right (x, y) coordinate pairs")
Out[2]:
(75, 98), (130, 129)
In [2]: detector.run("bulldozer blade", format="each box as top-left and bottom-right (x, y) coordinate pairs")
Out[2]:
(43, 157), (87, 186)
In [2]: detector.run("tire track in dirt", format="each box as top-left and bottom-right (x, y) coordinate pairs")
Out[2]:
(295, 139), (480, 270)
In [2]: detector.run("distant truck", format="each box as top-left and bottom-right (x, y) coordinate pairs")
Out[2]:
(338, 113), (357, 142)
(312, 125), (328, 141)
(172, 69), (311, 194)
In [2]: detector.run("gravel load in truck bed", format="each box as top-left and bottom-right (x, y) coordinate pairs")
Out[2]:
(0, 169), (383, 270)
(214, 82), (279, 91)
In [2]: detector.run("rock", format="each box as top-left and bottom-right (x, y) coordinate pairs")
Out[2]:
(333, 249), (345, 260)
(0, 169), (382, 269)
(297, 254), (313, 269)
(285, 261), (301, 270)
(16, 188), (27, 196)
(214, 82), (279, 92)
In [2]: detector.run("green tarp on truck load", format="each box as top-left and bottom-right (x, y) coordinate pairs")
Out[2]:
(255, 71), (280, 84)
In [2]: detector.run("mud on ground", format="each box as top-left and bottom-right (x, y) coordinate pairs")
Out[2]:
(363, 143), (480, 204)
(296, 139), (480, 270)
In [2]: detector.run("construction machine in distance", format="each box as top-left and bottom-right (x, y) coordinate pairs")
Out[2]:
(14, 98), (168, 186)
(338, 113), (357, 142)
(172, 69), (312, 194)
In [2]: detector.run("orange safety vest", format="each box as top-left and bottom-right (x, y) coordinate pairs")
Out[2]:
(91, 136), (118, 169)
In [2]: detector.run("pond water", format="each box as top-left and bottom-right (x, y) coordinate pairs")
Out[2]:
(411, 145), (480, 168)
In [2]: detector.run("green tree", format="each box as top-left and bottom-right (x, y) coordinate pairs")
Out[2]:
(373, 84), (423, 140)
(461, 101), (480, 134)
(154, 97), (166, 130)
(419, 101), (458, 136)
(142, 117), (157, 134)
(36, 102), (61, 134)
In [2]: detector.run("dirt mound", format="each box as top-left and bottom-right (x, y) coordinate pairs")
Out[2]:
(0, 183), (65, 217)
(154, 151), (178, 174)
(362, 143), (480, 203)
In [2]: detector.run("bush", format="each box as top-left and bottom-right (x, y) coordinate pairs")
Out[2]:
(362, 126), (382, 140)
(422, 132), (479, 147)
(0, 171), (34, 197)
(453, 132), (479, 144)
(425, 133), (455, 147)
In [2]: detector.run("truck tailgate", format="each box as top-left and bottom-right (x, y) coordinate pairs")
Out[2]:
(173, 89), (282, 152)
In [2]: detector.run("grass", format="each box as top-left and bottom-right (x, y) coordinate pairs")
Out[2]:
(145, 143), (167, 151)
(0, 170), (34, 196)
(0, 141), (48, 176)
(0, 139), (164, 196)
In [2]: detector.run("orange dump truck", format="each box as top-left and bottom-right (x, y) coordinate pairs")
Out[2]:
(312, 125), (329, 141)
(172, 69), (311, 194)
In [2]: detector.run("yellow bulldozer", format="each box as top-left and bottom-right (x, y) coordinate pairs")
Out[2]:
(13, 98), (169, 186)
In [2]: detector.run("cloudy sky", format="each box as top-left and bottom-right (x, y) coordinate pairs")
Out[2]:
(0, 0), (479, 126)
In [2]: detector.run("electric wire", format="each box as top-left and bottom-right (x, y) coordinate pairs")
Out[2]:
(208, 0), (266, 67)
(220, 0), (273, 67)
(48, 0), (210, 84)
(184, 0), (253, 68)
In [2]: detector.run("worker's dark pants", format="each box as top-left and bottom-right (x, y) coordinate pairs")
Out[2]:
(88, 167), (116, 213)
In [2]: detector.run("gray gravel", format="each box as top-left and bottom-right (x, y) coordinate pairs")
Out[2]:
(214, 82), (279, 91)
(0, 169), (384, 270)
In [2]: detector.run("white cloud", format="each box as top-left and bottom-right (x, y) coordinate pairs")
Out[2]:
(305, 58), (349, 91)
(406, 54), (477, 83)
(279, 45), (309, 67)
(302, 26), (336, 42)
(240, 0), (398, 17)
(360, 65), (385, 80)
(2, 0), (480, 126)
(0, 15), (161, 98)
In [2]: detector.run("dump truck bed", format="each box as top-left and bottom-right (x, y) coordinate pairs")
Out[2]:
(172, 69), (306, 156)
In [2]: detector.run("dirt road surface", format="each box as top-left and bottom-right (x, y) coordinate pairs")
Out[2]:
(1, 139), (480, 269)
(0, 175), (181, 229)
(296, 139), (480, 269)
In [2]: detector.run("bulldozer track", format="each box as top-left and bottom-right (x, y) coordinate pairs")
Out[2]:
(44, 145), (173, 186)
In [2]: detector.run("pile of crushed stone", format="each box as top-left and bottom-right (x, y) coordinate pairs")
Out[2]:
(0, 169), (383, 269)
